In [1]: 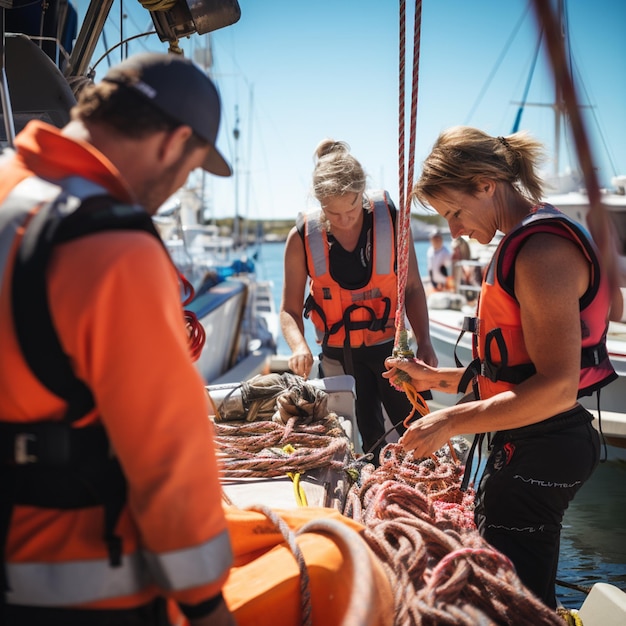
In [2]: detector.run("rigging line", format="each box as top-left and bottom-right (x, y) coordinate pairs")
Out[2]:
(565, 45), (620, 179)
(511, 28), (543, 133)
(395, 0), (422, 343)
(398, 0), (406, 221)
(90, 31), (157, 71)
(464, 4), (531, 126)
(530, 0), (621, 299)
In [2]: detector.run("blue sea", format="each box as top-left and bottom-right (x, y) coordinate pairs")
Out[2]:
(253, 238), (626, 610)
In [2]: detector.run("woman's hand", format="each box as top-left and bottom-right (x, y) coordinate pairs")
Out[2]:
(288, 350), (314, 379)
(399, 409), (452, 458)
(383, 356), (437, 390)
(384, 357), (465, 395)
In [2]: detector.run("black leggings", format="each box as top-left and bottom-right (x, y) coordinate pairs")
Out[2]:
(474, 406), (600, 608)
(321, 341), (418, 459)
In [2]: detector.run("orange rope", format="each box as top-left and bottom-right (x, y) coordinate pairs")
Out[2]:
(401, 381), (430, 426)
(399, 379), (459, 465)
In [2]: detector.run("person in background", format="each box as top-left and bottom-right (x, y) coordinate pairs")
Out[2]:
(280, 139), (437, 464)
(426, 229), (452, 290)
(384, 126), (620, 608)
(451, 235), (480, 295)
(451, 235), (471, 271)
(0, 53), (236, 625)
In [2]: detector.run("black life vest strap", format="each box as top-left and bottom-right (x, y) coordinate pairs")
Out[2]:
(460, 431), (485, 492)
(12, 194), (160, 420)
(456, 319), (612, 398)
(2, 190), (161, 595)
(0, 421), (127, 562)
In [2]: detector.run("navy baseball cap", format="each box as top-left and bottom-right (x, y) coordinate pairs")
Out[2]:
(102, 52), (232, 177)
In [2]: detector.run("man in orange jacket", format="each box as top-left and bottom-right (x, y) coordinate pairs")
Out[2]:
(0, 53), (236, 625)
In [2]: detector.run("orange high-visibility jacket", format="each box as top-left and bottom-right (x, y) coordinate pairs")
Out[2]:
(0, 121), (232, 611)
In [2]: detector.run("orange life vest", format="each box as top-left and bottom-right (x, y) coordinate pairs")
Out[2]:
(461, 205), (617, 400)
(301, 190), (397, 348)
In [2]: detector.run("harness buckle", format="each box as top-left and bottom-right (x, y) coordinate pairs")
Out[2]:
(15, 433), (37, 464)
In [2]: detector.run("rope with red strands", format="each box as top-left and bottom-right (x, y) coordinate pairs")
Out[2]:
(395, 0), (423, 351)
(178, 271), (206, 361)
(344, 445), (564, 625)
(393, 3), (459, 465)
(531, 0), (622, 312)
(394, 0), (428, 419)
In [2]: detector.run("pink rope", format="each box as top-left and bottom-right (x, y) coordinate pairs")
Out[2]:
(398, 0), (406, 218)
(395, 1), (423, 343)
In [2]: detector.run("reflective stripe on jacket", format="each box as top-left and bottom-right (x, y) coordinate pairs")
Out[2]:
(301, 190), (397, 348)
(472, 204), (617, 399)
(6, 529), (232, 606)
(0, 121), (232, 610)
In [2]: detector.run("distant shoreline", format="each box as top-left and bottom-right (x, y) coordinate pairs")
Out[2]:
(213, 215), (445, 244)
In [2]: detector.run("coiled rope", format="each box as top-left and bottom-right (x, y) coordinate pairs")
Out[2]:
(213, 414), (354, 479)
(179, 271), (206, 361)
(343, 442), (565, 625)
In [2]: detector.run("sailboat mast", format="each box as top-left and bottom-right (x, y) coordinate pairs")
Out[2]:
(233, 105), (240, 247)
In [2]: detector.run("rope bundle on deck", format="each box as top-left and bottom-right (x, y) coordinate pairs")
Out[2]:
(213, 413), (356, 479)
(209, 374), (361, 480)
(213, 372), (329, 423)
(344, 443), (564, 625)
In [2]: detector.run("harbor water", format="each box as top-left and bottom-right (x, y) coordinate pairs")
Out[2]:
(254, 238), (626, 609)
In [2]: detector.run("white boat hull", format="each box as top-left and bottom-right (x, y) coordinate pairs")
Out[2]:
(187, 276), (277, 384)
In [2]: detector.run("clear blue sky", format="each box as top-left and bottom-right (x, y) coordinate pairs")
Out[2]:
(78, 0), (626, 221)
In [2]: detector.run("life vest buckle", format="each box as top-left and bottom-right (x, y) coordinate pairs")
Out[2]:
(15, 433), (37, 464)
(368, 318), (386, 332)
(480, 361), (500, 382)
(462, 316), (478, 333)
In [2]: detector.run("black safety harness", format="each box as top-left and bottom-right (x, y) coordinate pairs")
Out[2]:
(0, 176), (163, 598)
(298, 204), (394, 378)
